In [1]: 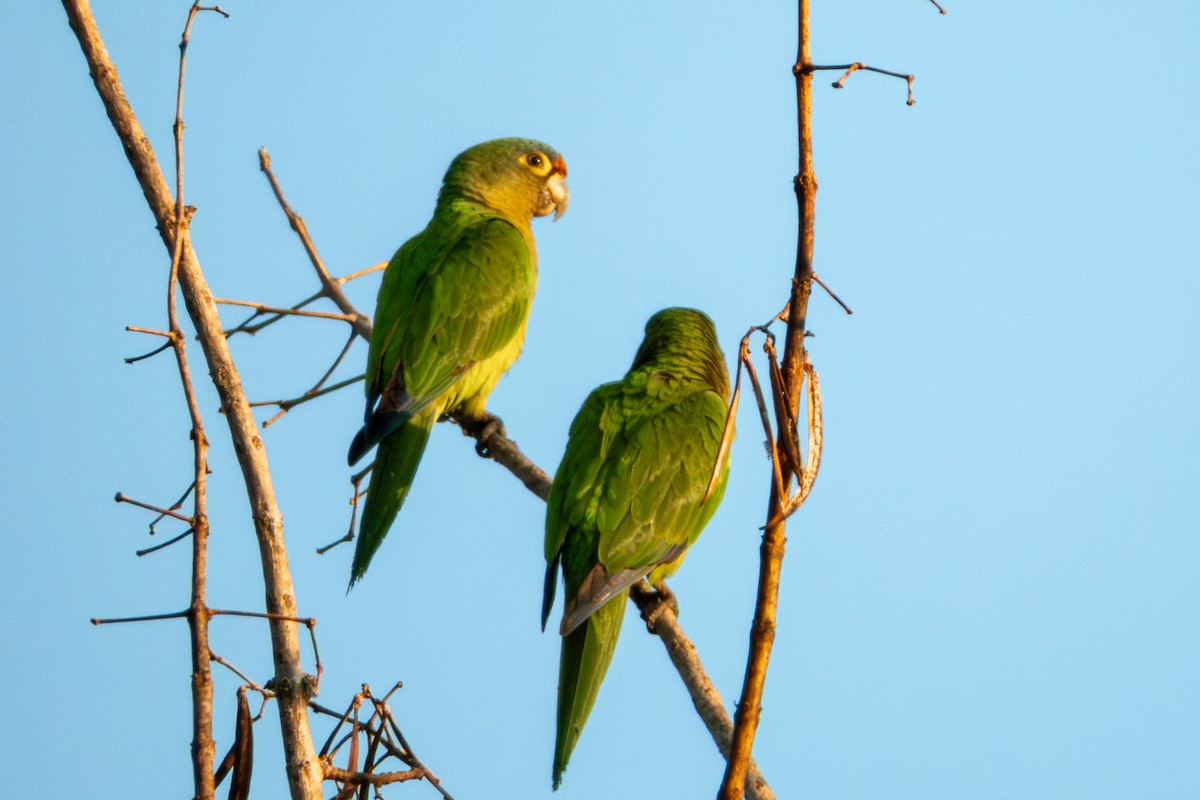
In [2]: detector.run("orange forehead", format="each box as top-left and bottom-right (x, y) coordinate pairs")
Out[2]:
(552, 155), (568, 177)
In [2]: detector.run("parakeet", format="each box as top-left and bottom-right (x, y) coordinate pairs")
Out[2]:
(347, 137), (569, 585)
(542, 307), (732, 789)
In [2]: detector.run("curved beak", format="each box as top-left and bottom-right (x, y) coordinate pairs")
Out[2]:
(547, 171), (570, 221)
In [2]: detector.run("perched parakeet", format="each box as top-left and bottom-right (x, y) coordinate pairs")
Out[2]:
(347, 137), (569, 585)
(542, 307), (732, 788)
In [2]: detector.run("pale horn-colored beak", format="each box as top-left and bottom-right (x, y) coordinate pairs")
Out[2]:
(547, 172), (570, 221)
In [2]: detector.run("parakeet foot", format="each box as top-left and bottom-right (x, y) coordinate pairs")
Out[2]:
(643, 581), (679, 632)
(459, 411), (507, 458)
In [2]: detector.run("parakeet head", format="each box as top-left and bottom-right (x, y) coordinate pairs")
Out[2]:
(631, 307), (730, 399)
(440, 137), (569, 223)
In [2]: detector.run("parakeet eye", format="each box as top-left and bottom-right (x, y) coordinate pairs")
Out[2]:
(522, 152), (553, 176)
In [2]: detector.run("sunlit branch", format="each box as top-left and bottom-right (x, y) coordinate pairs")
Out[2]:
(337, 261), (387, 285)
(114, 492), (194, 524)
(215, 297), (360, 325)
(258, 148), (373, 342)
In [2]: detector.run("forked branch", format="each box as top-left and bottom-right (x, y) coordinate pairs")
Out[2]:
(61, 2), (324, 797)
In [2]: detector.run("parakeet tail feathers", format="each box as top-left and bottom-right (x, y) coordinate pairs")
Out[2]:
(553, 591), (626, 790)
(348, 413), (435, 586)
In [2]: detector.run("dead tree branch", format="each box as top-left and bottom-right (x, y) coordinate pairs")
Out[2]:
(61, 2), (323, 798)
(719, 3), (934, 796)
(258, 148), (372, 341)
(719, 0), (822, 794)
(630, 582), (774, 800)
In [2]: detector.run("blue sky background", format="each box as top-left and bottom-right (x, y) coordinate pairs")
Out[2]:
(2, 2), (1198, 798)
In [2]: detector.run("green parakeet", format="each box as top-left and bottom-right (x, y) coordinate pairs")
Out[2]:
(347, 137), (569, 585)
(542, 307), (732, 789)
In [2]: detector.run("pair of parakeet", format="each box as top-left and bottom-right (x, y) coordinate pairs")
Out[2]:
(346, 138), (732, 789)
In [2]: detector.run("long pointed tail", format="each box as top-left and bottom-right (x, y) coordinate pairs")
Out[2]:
(349, 412), (435, 586)
(552, 591), (627, 789)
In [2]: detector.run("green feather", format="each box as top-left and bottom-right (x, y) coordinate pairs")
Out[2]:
(543, 307), (733, 788)
(351, 411), (435, 586)
(349, 138), (568, 583)
(553, 593), (626, 790)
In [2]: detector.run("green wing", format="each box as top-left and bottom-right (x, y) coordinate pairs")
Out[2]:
(350, 209), (534, 463)
(543, 384), (616, 626)
(348, 207), (534, 583)
(550, 382), (729, 633)
(543, 377), (729, 788)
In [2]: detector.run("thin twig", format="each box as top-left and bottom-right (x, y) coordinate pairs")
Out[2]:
(147, 480), (199, 535)
(215, 298), (360, 324)
(210, 649), (271, 696)
(124, 340), (173, 363)
(629, 582), (774, 800)
(812, 272), (853, 314)
(61, 2), (325, 796)
(808, 61), (916, 106)
(319, 463), (372, 554)
(115, 492), (194, 524)
(224, 290), (324, 337)
(322, 766), (423, 788)
(337, 261), (387, 285)
(168, 7), (221, 794)
(258, 148), (373, 341)
(92, 610), (189, 625)
(928, 0), (948, 14)
(250, 374), (363, 427)
(210, 609), (316, 625)
(136, 526), (194, 556)
(124, 325), (174, 363)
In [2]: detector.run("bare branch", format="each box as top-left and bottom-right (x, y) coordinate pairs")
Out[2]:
(210, 650), (271, 695)
(338, 261), (387, 285)
(92, 609), (189, 625)
(812, 272), (853, 314)
(258, 148), (373, 341)
(807, 61), (917, 106)
(115, 491), (195, 524)
(136, 526), (194, 556)
(252, 374), (363, 428)
(313, 685), (455, 800)
(449, 411), (552, 500)
(223, 290), (325, 337)
(720, 0), (821, 793)
(322, 766), (424, 788)
(215, 297), (361, 324)
(929, 0), (948, 14)
(319, 463), (371, 554)
(61, 2), (324, 797)
(630, 582), (774, 800)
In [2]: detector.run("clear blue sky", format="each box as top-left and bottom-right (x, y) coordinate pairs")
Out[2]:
(2, 2), (1197, 798)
